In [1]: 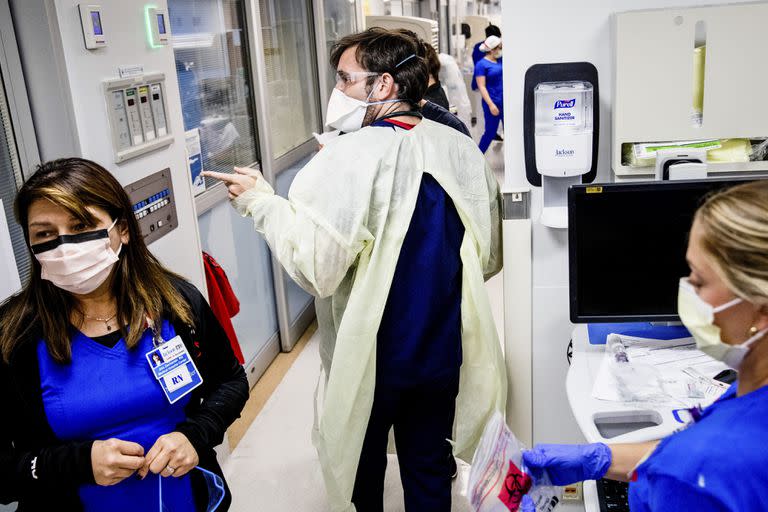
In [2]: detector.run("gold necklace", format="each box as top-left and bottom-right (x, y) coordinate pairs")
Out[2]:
(82, 311), (118, 332)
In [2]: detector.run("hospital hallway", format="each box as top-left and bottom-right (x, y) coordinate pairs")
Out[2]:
(5, 0), (768, 510)
(221, 143), (506, 512)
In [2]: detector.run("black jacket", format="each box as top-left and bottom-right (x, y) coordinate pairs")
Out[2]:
(0, 279), (250, 511)
(421, 100), (470, 137)
(423, 81), (450, 111)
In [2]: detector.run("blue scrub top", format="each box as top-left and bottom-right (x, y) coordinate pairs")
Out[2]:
(38, 320), (195, 512)
(472, 42), (486, 66)
(371, 119), (464, 387)
(474, 58), (504, 105)
(629, 383), (768, 511)
(471, 42), (485, 90)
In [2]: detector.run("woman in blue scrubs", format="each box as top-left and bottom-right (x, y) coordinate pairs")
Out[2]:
(521, 180), (768, 511)
(474, 35), (504, 154)
(0, 158), (249, 511)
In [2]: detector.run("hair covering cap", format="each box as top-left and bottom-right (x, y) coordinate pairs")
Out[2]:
(480, 35), (501, 52)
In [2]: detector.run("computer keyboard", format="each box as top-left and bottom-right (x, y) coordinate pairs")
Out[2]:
(595, 479), (630, 512)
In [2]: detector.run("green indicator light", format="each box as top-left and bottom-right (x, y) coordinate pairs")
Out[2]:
(145, 5), (162, 49)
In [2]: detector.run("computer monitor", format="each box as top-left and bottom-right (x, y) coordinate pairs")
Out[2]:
(568, 178), (762, 323)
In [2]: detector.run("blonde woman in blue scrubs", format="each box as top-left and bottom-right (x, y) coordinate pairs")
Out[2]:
(522, 180), (768, 511)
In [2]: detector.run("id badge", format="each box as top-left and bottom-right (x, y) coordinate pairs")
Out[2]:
(146, 336), (203, 404)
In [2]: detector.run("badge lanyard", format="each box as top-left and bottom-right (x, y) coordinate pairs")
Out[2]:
(157, 466), (226, 512)
(147, 317), (167, 347)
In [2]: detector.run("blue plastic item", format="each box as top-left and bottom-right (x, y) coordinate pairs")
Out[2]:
(587, 322), (691, 345)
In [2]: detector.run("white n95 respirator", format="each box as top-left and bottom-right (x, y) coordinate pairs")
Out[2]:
(325, 88), (370, 133)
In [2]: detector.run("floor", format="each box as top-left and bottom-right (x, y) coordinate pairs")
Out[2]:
(223, 97), (506, 511)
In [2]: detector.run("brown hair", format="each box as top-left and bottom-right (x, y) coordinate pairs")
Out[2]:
(0, 158), (194, 363)
(694, 180), (768, 307)
(422, 41), (441, 83)
(390, 28), (440, 83)
(330, 27), (428, 107)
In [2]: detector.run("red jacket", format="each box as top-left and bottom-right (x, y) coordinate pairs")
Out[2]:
(202, 252), (245, 364)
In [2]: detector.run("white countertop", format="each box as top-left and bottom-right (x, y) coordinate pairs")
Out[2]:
(566, 325), (692, 445)
(566, 325), (696, 512)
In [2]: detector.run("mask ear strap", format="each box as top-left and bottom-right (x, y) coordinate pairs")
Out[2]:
(713, 297), (742, 313)
(743, 327), (768, 349)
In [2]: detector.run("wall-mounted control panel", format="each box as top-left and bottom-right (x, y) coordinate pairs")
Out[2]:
(125, 168), (177, 245)
(147, 7), (171, 46)
(78, 4), (106, 49)
(104, 73), (172, 163)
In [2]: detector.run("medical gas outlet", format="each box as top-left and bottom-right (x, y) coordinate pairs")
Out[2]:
(103, 73), (173, 163)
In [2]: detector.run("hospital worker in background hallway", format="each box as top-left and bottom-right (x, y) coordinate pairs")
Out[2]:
(475, 35), (504, 154)
(520, 180), (768, 512)
(421, 40), (450, 110)
(0, 158), (249, 511)
(205, 28), (506, 512)
(471, 24), (501, 92)
(391, 28), (471, 137)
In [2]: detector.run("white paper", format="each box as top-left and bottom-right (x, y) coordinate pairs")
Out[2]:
(185, 128), (206, 196)
(118, 65), (144, 78)
(592, 334), (730, 408)
(0, 199), (22, 301)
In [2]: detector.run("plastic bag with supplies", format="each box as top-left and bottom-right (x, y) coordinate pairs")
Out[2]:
(468, 412), (561, 512)
(606, 334), (667, 404)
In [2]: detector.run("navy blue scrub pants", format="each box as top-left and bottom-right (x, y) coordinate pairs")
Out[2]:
(478, 100), (504, 154)
(352, 373), (460, 512)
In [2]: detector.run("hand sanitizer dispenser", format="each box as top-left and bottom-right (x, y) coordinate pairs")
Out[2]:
(534, 81), (594, 228)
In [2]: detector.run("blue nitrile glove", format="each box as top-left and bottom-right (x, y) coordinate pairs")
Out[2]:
(519, 495), (536, 512)
(522, 443), (612, 486)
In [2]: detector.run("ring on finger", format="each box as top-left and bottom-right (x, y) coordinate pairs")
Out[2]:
(165, 465), (176, 475)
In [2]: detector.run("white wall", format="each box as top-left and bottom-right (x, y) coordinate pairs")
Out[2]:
(13, 0), (206, 291)
(502, 0), (749, 444)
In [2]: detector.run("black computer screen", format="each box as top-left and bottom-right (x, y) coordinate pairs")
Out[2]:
(568, 178), (761, 323)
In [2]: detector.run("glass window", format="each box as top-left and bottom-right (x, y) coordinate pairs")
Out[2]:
(0, 71), (31, 284)
(402, 0), (419, 17)
(322, 0), (359, 99)
(168, 0), (260, 190)
(259, 0), (320, 159)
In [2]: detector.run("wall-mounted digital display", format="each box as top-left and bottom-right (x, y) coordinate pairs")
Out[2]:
(91, 11), (103, 35)
(147, 7), (170, 46)
(78, 4), (106, 49)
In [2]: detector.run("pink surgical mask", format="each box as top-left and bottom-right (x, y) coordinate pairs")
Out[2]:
(32, 219), (122, 295)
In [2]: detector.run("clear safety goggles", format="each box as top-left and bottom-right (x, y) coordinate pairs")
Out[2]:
(334, 70), (379, 88)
